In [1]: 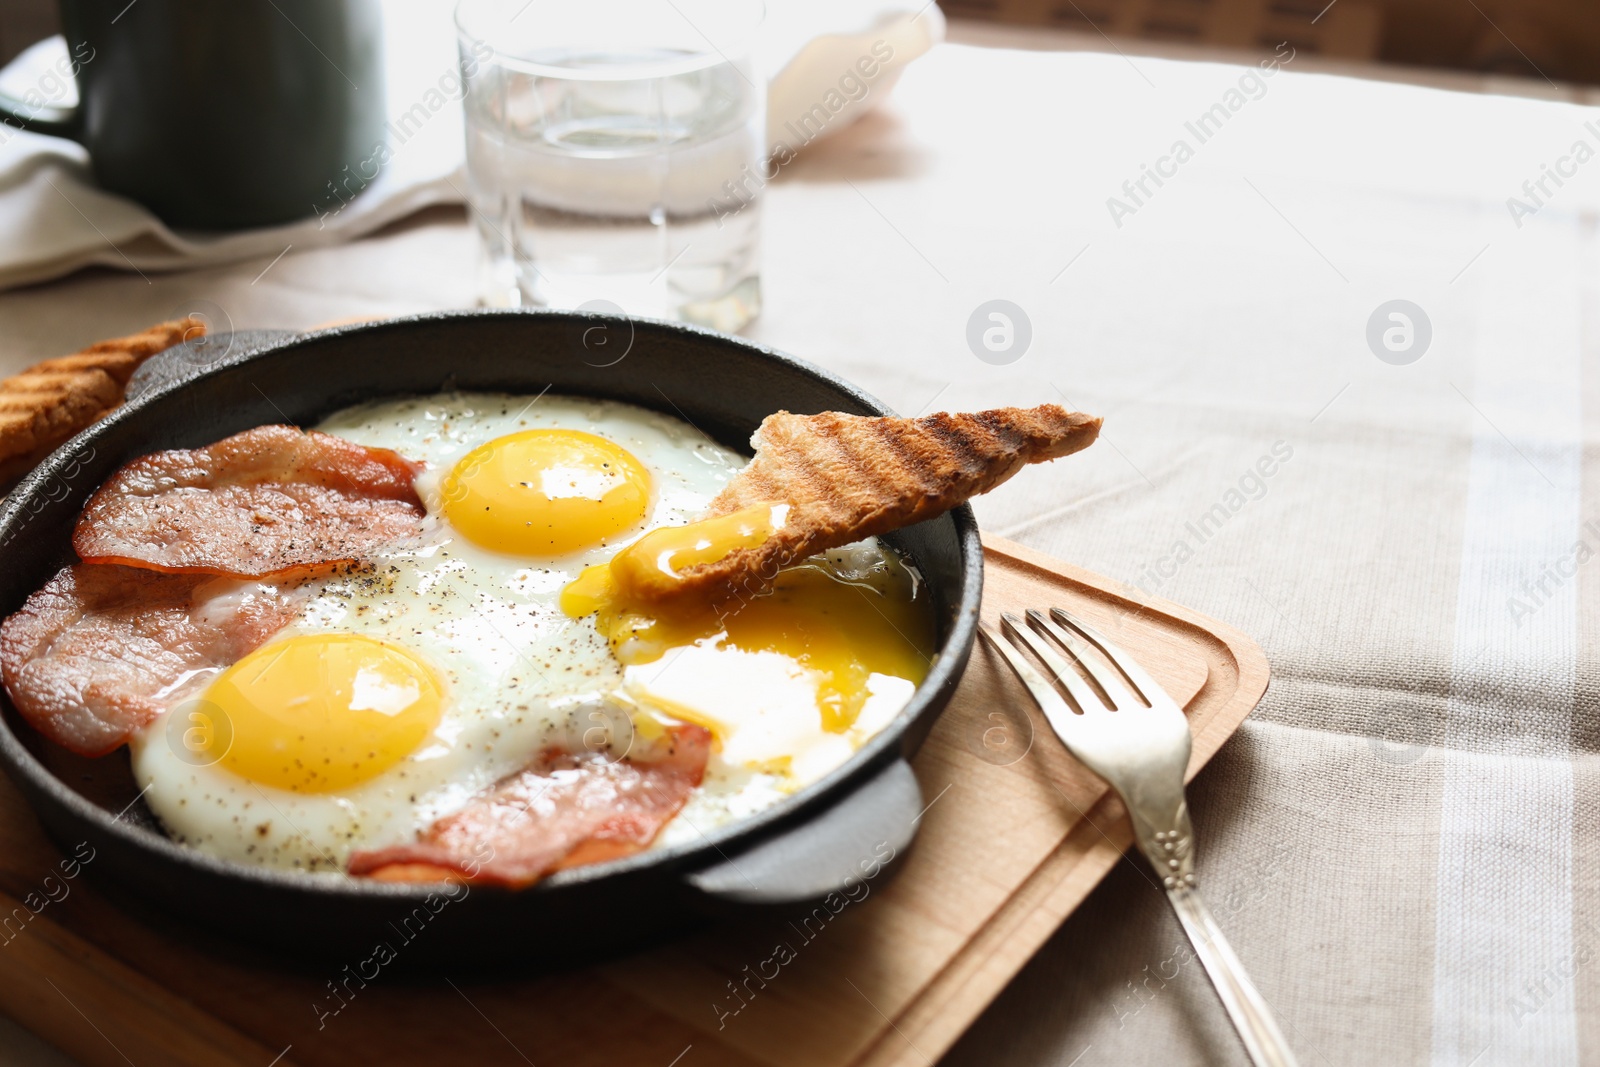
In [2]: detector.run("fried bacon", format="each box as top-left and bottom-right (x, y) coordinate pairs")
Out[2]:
(0, 564), (300, 757)
(349, 724), (712, 887)
(73, 424), (424, 579)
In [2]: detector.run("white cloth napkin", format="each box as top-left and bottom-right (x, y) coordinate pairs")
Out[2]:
(0, 0), (941, 294)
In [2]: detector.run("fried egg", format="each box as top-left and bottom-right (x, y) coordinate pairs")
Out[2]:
(129, 393), (936, 873)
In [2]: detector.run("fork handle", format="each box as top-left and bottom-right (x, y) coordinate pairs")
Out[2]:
(1165, 886), (1300, 1067)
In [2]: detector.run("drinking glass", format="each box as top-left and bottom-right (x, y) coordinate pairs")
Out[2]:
(455, 0), (765, 332)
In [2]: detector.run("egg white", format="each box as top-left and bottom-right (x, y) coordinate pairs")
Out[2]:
(129, 392), (918, 874)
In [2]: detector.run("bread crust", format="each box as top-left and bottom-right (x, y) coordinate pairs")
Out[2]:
(666, 402), (1101, 605)
(0, 318), (203, 490)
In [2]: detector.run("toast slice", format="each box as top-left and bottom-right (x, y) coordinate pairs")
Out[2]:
(638, 403), (1100, 606)
(0, 318), (204, 491)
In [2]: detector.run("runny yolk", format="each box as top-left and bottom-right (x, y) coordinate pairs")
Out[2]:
(605, 503), (789, 600)
(561, 506), (935, 782)
(440, 429), (651, 556)
(198, 633), (444, 793)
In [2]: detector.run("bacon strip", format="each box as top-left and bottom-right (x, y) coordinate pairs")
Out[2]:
(349, 724), (712, 887)
(0, 564), (301, 757)
(73, 425), (424, 579)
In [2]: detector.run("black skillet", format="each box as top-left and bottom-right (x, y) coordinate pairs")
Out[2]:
(0, 310), (982, 968)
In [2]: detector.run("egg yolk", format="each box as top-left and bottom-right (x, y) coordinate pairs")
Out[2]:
(200, 633), (444, 793)
(562, 507), (935, 775)
(580, 503), (789, 602)
(440, 429), (651, 556)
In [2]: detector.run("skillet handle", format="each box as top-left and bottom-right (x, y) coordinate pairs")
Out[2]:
(683, 758), (923, 907)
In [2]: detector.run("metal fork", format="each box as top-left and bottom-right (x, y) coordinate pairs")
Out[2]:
(982, 607), (1298, 1067)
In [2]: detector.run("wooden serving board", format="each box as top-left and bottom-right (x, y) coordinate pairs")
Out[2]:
(0, 534), (1267, 1067)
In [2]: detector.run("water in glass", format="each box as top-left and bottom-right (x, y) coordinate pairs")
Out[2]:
(461, 34), (764, 331)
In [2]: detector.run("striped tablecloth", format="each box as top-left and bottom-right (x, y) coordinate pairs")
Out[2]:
(1, 26), (1598, 1067)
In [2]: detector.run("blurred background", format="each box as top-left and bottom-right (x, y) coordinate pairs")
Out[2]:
(9, 0), (1599, 84)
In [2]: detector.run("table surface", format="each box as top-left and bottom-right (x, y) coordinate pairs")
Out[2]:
(3, 22), (1600, 1067)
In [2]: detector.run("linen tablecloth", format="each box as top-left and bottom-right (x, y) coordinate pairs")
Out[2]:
(1, 29), (1599, 1067)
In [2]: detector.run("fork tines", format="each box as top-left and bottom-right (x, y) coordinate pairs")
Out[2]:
(983, 607), (1152, 715)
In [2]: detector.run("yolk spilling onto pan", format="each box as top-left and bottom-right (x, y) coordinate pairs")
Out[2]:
(440, 429), (651, 555)
(200, 634), (444, 792)
(562, 507), (935, 782)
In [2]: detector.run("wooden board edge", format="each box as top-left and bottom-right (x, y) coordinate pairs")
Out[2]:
(848, 788), (1132, 1067)
(863, 677), (1263, 1067)
(0, 890), (294, 1067)
(848, 537), (1273, 1067)
(855, 709), (1256, 1067)
(979, 534), (1270, 703)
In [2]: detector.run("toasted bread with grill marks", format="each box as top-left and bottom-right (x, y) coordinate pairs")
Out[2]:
(665, 403), (1100, 606)
(0, 318), (203, 491)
